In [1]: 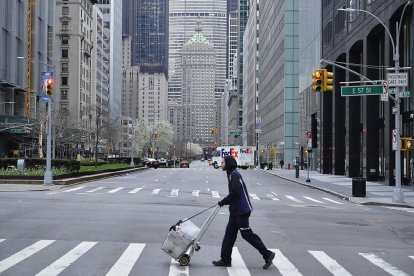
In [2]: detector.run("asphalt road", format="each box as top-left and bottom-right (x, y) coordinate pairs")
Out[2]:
(0, 161), (413, 276)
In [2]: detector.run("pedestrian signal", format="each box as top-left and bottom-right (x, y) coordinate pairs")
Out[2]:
(312, 70), (323, 92)
(46, 78), (54, 96)
(400, 137), (413, 151)
(323, 70), (334, 92)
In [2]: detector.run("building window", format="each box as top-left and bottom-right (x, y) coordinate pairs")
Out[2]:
(61, 63), (68, 73)
(61, 76), (68, 86)
(62, 21), (69, 31)
(61, 90), (68, 100)
(61, 36), (69, 45)
(62, 49), (68, 58)
(62, 7), (69, 16)
(349, 0), (362, 22)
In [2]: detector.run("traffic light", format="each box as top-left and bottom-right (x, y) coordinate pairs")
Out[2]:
(312, 69), (323, 92)
(46, 78), (53, 96)
(323, 70), (334, 92)
(400, 137), (413, 150)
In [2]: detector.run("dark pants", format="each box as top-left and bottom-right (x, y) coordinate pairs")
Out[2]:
(221, 214), (271, 263)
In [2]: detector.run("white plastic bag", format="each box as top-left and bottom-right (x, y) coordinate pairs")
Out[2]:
(176, 220), (200, 240)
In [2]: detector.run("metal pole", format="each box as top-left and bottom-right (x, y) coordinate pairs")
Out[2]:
(43, 97), (53, 185)
(306, 151), (311, 182)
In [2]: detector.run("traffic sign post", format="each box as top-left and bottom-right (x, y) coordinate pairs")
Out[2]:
(381, 82), (388, 102)
(229, 130), (242, 136)
(392, 129), (397, 151)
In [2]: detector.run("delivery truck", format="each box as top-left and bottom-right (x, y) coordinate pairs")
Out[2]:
(211, 146), (255, 169)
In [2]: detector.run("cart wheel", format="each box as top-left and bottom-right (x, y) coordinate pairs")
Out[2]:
(194, 244), (201, 251)
(179, 254), (191, 266)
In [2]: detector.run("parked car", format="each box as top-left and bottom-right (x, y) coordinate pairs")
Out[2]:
(180, 160), (190, 168)
(159, 158), (167, 165)
(146, 158), (159, 169)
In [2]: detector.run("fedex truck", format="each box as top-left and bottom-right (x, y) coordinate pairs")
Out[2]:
(212, 146), (255, 169)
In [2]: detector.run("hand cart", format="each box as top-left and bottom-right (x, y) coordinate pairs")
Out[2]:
(161, 204), (220, 266)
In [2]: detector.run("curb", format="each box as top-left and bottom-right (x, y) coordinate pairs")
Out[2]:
(262, 170), (413, 208)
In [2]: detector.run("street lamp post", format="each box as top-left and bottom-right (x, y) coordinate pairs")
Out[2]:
(339, 1), (412, 203)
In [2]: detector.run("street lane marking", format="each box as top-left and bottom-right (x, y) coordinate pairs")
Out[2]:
(269, 248), (303, 276)
(107, 187), (124, 194)
(192, 190), (200, 197)
(266, 194), (280, 200)
(0, 240), (55, 273)
(303, 196), (324, 204)
(63, 187), (85, 193)
(272, 191), (278, 196)
(152, 189), (161, 195)
(36, 241), (97, 276)
(155, 179), (159, 182)
(410, 256), (414, 261)
(250, 194), (260, 200)
(285, 195), (304, 203)
(309, 250), (352, 276)
(212, 191), (220, 198)
(385, 206), (414, 213)
(106, 243), (145, 276)
(359, 253), (410, 276)
(86, 187), (105, 193)
(256, 182), (262, 186)
(206, 180), (209, 184)
(323, 198), (344, 205)
(227, 247), (250, 276)
(129, 188), (143, 194)
(168, 258), (189, 276)
(171, 189), (179, 197)
(0, 239), (4, 243)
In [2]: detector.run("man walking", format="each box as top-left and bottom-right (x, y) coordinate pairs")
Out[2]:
(213, 156), (275, 269)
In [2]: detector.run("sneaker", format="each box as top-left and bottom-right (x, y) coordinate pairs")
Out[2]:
(263, 252), (275, 269)
(212, 259), (232, 267)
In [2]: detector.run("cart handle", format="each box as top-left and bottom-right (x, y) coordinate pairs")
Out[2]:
(169, 203), (219, 231)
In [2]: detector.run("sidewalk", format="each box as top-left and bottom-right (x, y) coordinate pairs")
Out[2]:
(264, 168), (414, 208)
(0, 167), (148, 192)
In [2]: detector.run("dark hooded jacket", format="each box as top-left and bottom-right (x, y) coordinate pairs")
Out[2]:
(219, 156), (253, 216)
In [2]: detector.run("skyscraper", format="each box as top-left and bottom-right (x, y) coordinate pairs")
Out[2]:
(181, 24), (216, 146)
(168, 0), (227, 102)
(122, 0), (169, 77)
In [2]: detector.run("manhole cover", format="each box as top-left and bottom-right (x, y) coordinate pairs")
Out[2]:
(337, 221), (370, 227)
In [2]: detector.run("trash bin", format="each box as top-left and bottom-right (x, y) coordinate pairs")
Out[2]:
(17, 159), (25, 172)
(352, 177), (366, 197)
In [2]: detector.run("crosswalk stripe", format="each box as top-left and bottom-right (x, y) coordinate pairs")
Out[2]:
(129, 188), (143, 194)
(0, 240), (55, 273)
(410, 256), (414, 261)
(36, 241), (97, 276)
(303, 196), (324, 204)
(171, 189), (179, 197)
(309, 250), (352, 276)
(86, 187), (105, 193)
(272, 191), (278, 196)
(107, 187), (124, 194)
(269, 249), (303, 276)
(152, 189), (161, 195)
(168, 258), (189, 276)
(266, 194), (280, 200)
(359, 253), (410, 276)
(0, 239), (4, 243)
(250, 194), (260, 200)
(192, 190), (200, 197)
(106, 243), (145, 276)
(63, 187), (85, 193)
(323, 198), (344, 205)
(227, 247), (251, 276)
(212, 191), (220, 198)
(285, 195), (304, 203)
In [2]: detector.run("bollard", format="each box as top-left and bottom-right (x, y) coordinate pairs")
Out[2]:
(295, 165), (299, 178)
(288, 163), (291, 170)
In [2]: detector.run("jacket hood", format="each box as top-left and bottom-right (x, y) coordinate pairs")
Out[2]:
(224, 156), (238, 174)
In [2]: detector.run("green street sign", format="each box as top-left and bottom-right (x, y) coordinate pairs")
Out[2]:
(229, 130), (242, 136)
(9, 128), (29, 134)
(389, 89), (411, 98)
(341, 85), (383, 96)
